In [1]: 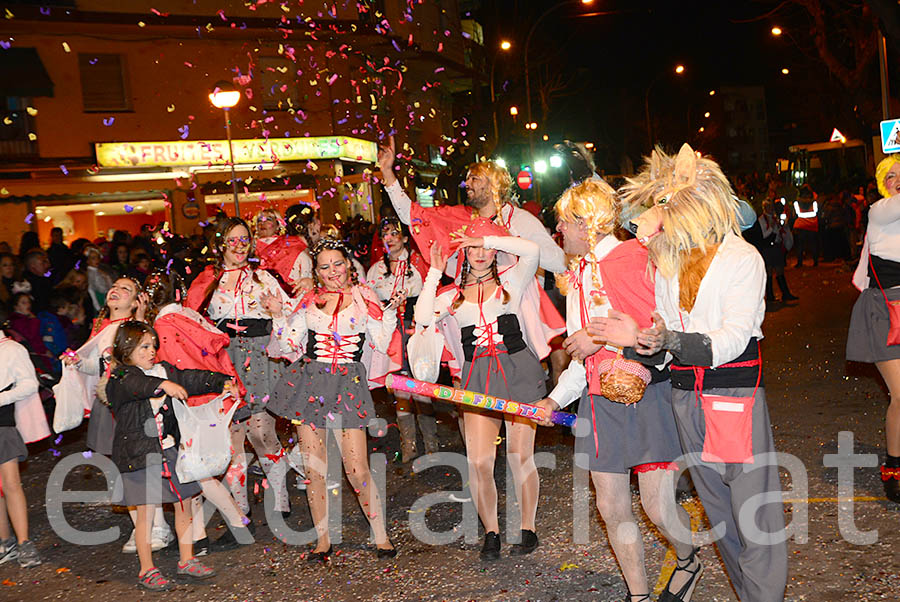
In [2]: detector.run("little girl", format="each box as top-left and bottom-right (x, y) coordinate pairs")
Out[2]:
(105, 321), (235, 591)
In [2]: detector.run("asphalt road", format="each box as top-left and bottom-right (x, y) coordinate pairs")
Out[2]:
(2, 261), (897, 601)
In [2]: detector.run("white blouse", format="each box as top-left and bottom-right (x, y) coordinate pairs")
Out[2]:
(273, 286), (396, 363)
(366, 249), (424, 302)
(414, 236), (539, 347)
(207, 267), (292, 322)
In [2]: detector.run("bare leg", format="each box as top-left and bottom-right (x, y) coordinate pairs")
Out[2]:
(135, 504), (155, 576)
(463, 410), (503, 533)
(505, 415), (539, 532)
(247, 412), (289, 513)
(336, 428), (392, 549)
(298, 425), (330, 552)
(227, 422), (250, 513)
(173, 498), (193, 565)
(0, 461), (27, 543)
(591, 471), (648, 596)
(876, 359), (900, 456)
(0, 495), (10, 540)
(198, 478), (246, 529)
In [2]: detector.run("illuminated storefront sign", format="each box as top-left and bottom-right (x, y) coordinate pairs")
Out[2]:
(95, 136), (377, 168)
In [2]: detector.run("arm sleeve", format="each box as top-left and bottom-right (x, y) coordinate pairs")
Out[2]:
(868, 194), (900, 226)
(108, 367), (166, 404)
(413, 267), (451, 327)
(384, 181), (413, 225)
(706, 250), (766, 366)
(166, 365), (229, 397)
(547, 359), (586, 410)
(366, 305), (398, 354)
(272, 310), (308, 352)
(512, 211), (567, 273)
(0, 345), (39, 407)
(298, 251), (312, 280)
(483, 236), (540, 291)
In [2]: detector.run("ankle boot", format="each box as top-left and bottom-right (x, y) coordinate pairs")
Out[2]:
(882, 465), (900, 503)
(776, 274), (798, 301)
(417, 413), (440, 454)
(259, 454), (291, 515)
(397, 413), (418, 463)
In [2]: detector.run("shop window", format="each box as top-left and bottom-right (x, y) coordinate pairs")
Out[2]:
(79, 53), (131, 112)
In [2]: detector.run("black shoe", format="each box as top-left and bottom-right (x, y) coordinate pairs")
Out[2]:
(211, 525), (254, 551)
(193, 537), (209, 557)
(782, 293), (798, 301)
(306, 544), (333, 563)
(882, 465), (900, 503)
(376, 543), (397, 559)
(480, 531), (500, 561)
(658, 547), (703, 602)
(509, 529), (538, 556)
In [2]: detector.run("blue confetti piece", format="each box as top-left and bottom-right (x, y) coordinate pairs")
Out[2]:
(124, 204), (134, 213)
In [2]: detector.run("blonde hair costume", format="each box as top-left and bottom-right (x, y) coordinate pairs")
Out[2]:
(467, 160), (513, 216)
(876, 155), (900, 198)
(620, 143), (739, 281)
(554, 178), (619, 297)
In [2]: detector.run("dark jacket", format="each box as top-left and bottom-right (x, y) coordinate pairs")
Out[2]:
(107, 361), (229, 474)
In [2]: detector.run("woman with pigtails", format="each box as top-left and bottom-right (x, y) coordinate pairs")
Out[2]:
(185, 217), (296, 519)
(534, 179), (699, 602)
(590, 145), (787, 602)
(366, 216), (438, 463)
(414, 218), (546, 561)
(261, 236), (400, 560)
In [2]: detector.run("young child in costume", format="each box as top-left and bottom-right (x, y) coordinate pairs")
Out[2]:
(366, 216), (438, 462)
(847, 155), (900, 503)
(186, 217), (296, 518)
(534, 180), (699, 602)
(59, 276), (175, 552)
(415, 218), (545, 560)
(145, 270), (253, 553)
(589, 144), (787, 602)
(105, 321), (235, 591)
(0, 327), (50, 568)
(261, 236), (399, 560)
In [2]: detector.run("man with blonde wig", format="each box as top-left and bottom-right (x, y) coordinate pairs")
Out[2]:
(534, 179), (700, 602)
(589, 144), (787, 602)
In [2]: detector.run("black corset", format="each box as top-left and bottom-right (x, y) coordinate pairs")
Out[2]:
(460, 313), (526, 361)
(305, 331), (365, 362)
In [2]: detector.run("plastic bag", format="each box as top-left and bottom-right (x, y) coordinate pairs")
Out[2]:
(407, 324), (445, 383)
(52, 364), (95, 433)
(173, 392), (239, 483)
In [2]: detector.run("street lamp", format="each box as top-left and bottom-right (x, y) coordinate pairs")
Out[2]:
(771, 26), (782, 36)
(509, 106), (519, 116)
(208, 80), (241, 216)
(644, 64), (685, 151)
(781, 67), (790, 75)
(490, 40), (513, 149)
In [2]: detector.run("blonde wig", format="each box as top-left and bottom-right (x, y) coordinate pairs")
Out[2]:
(467, 160), (513, 215)
(876, 155), (900, 198)
(251, 208), (286, 238)
(620, 144), (739, 281)
(554, 178), (619, 297)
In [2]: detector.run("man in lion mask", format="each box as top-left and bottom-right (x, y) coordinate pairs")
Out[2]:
(590, 144), (787, 602)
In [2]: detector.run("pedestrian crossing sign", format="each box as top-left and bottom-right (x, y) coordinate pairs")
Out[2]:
(881, 119), (900, 154)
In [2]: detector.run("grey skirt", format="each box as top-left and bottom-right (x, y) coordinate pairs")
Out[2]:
(0, 427), (27, 464)
(86, 398), (114, 456)
(226, 334), (282, 422)
(847, 287), (900, 363)
(116, 446), (202, 506)
(573, 380), (683, 474)
(267, 359), (375, 430)
(460, 345), (546, 407)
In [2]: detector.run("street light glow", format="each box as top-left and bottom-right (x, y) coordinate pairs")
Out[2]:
(581, 0), (594, 4)
(500, 40), (512, 51)
(699, 127), (705, 133)
(495, 157), (507, 169)
(549, 155), (563, 168)
(771, 26), (782, 36)
(510, 106), (518, 116)
(209, 81), (241, 109)
(781, 68), (790, 75)
(542, 134), (549, 141)
(675, 64), (685, 74)
(534, 159), (548, 173)
(709, 90), (716, 96)
(704, 112), (710, 118)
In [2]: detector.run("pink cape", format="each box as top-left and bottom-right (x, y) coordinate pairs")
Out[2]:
(154, 307), (244, 411)
(256, 235), (307, 286)
(185, 265), (218, 313)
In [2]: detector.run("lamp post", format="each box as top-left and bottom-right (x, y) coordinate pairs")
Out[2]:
(490, 40), (513, 151)
(209, 81), (242, 216)
(644, 64), (685, 151)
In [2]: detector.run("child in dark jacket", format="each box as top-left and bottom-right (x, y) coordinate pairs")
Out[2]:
(106, 320), (236, 592)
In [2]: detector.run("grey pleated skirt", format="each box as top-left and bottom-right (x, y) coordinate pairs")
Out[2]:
(86, 398), (115, 456)
(0, 427), (27, 464)
(226, 334), (282, 422)
(460, 345), (546, 407)
(116, 446), (202, 506)
(847, 287), (900, 363)
(267, 359), (375, 430)
(573, 380), (683, 474)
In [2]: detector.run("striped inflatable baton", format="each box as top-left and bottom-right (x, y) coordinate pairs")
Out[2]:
(387, 374), (577, 427)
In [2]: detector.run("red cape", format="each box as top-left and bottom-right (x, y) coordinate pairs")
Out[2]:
(369, 237), (430, 283)
(408, 203), (481, 262)
(256, 235), (307, 285)
(155, 312), (244, 409)
(185, 265), (217, 313)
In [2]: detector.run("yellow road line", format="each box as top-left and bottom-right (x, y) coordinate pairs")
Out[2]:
(784, 496), (888, 503)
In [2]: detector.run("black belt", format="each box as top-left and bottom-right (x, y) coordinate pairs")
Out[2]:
(670, 337), (762, 391)
(215, 318), (272, 338)
(461, 313), (526, 361)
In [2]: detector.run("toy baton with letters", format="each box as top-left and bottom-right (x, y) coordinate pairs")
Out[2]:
(387, 374), (577, 427)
